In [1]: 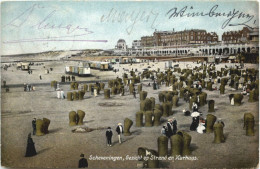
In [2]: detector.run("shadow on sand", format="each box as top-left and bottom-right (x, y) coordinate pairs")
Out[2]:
(48, 128), (62, 134)
(131, 129), (142, 135)
(190, 143), (199, 152)
(83, 120), (95, 123)
(37, 147), (52, 155)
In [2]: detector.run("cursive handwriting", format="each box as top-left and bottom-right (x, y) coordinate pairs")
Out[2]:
(101, 8), (159, 35)
(31, 9), (93, 35)
(4, 3), (107, 43)
(166, 5), (256, 29)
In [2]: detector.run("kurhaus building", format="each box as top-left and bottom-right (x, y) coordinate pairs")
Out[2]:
(141, 29), (219, 48)
(119, 27), (258, 56)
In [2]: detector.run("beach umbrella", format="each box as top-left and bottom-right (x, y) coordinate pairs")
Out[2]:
(191, 112), (200, 117)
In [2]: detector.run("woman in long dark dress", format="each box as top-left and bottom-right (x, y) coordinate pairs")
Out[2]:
(25, 133), (37, 157)
(190, 116), (200, 131)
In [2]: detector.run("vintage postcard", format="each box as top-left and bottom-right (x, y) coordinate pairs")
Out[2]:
(1, 0), (259, 168)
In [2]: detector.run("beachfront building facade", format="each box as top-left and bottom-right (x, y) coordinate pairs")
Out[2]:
(248, 27), (259, 44)
(131, 40), (143, 56)
(132, 40), (142, 49)
(222, 27), (251, 44)
(150, 29), (219, 47)
(123, 27), (259, 57)
(138, 29), (219, 48)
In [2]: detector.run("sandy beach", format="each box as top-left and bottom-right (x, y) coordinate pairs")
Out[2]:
(1, 57), (259, 168)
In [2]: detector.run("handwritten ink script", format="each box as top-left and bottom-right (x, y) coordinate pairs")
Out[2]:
(3, 4), (107, 44)
(166, 5), (257, 29)
(100, 8), (159, 35)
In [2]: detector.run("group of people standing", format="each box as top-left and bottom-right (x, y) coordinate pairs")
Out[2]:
(57, 89), (65, 99)
(28, 70), (33, 74)
(25, 119), (124, 168)
(241, 82), (252, 96)
(189, 101), (225, 134)
(190, 112), (204, 133)
(89, 82), (101, 97)
(161, 118), (177, 138)
(65, 75), (76, 82)
(24, 83), (35, 92)
(189, 100), (205, 133)
(105, 123), (124, 146)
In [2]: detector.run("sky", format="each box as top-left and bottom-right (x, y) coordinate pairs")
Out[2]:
(1, 0), (259, 55)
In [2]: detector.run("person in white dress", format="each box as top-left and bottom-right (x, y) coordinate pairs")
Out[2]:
(60, 89), (65, 99)
(183, 81), (187, 88)
(94, 88), (97, 97)
(231, 97), (235, 105)
(197, 123), (206, 134)
(57, 89), (61, 99)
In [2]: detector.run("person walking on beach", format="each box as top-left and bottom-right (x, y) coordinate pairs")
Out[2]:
(25, 133), (37, 157)
(32, 118), (36, 135)
(3, 80), (6, 87)
(24, 83), (27, 91)
(54, 82), (57, 91)
(116, 123), (123, 144)
(61, 89), (65, 99)
(106, 127), (113, 146)
(91, 86), (94, 95)
(166, 119), (173, 138)
(57, 89), (61, 99)
(161, 125), (167, 136)
(153, 81), (157, 90)
(28, 84), (31, 91)
(133, 88), (136, 99)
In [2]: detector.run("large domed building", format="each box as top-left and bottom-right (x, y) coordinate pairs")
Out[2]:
(114, 39), (128, 55)
(115, 39), (127, 51)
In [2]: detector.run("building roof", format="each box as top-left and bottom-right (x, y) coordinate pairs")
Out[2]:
(117, 39), (126, 43)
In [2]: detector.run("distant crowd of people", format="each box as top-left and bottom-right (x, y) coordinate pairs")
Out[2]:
(22, 61), (257, 169)
(24, 83), (35, 92)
